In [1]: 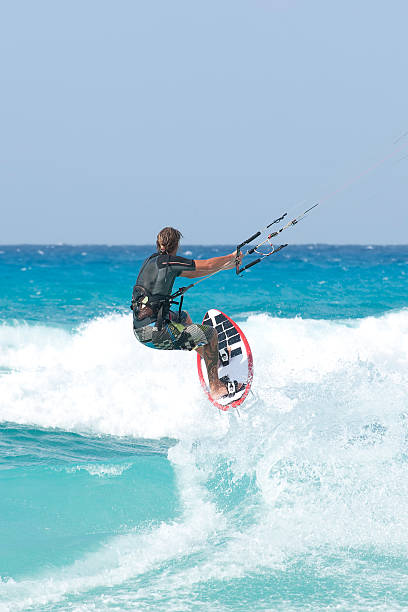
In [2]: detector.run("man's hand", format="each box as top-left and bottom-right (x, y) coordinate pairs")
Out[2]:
(235, 249), (243, 268)
(225, 250), (243, 270)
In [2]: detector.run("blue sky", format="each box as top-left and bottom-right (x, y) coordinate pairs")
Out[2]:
(1, 0), (407, 244)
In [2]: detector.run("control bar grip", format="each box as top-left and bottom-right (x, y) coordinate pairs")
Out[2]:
(237, 258), (261, 274)
(237, 231), (261, 250)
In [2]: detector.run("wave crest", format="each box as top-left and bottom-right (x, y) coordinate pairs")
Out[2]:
(1, 311), (407, 439)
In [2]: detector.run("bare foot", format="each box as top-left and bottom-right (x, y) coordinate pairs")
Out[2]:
(211, 380), (245, 400)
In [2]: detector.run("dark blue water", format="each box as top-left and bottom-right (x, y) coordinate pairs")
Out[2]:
(1, 244), (407, 326)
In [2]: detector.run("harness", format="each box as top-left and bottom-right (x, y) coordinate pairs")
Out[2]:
(131, 285), (183, 330)
(131, 252), (186, 330)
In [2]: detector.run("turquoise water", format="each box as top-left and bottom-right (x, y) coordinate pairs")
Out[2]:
(1, 244), (408, 610)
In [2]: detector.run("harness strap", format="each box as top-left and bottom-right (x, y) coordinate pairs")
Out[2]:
(178, 293), (184, 319)
(131, 283), (187, 331)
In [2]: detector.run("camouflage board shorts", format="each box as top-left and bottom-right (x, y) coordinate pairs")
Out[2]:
(133, 310), (214, 351)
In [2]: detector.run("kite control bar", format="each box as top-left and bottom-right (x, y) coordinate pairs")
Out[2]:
(235, 204), (318, 274)
(167, 204), (318, 305)
(236, 243), (288, 273)
(236, 212), (287, 252)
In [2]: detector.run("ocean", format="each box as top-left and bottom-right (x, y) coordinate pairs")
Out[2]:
(0, 244), (407, 611)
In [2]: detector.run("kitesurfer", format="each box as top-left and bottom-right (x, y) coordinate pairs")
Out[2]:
(132, 227), (243, 399)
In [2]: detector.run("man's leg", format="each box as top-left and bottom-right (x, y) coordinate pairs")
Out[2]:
(170, 310), (240, 399)
(195, 331), (230, 399)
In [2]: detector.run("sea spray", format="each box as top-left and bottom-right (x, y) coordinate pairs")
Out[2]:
(1, 243), (408, 609)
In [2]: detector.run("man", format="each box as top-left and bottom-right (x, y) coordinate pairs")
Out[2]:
(132, 227), (243, 399)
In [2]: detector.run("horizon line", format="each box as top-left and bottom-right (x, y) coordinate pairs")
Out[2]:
(1, 242), (407, 248)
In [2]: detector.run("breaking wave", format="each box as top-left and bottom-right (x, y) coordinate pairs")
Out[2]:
(1, 310), (408, 610)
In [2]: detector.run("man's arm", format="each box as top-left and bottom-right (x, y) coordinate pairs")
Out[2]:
(180, 251), (241, 278)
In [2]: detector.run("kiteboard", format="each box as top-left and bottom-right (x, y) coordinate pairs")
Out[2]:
(197, 309), (253, 411)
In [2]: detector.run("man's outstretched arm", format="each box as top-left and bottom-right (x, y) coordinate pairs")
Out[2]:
(180, 251), (241, 279)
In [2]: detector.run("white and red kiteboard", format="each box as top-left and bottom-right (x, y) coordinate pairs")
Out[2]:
(197, 309), (253, 411)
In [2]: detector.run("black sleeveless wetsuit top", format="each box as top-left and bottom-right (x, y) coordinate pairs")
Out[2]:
(133, 253), (195, 329)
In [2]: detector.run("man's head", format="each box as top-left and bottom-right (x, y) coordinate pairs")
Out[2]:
(156, 227), (182, 254)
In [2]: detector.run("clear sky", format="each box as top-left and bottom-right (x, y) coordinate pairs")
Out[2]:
(1, 0), (407, 244)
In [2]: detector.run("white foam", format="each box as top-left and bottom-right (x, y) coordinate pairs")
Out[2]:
(0, 310), (407, 439)
(0, 314), (225, 439)
(1, 311), (408, 609)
